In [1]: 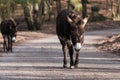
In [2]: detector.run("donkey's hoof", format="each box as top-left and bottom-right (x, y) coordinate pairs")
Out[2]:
(74, 65), (78, 68)
(70, 66), (75, 69)
(63, 65), (67, 68)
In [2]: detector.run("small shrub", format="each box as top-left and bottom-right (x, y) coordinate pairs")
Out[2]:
(90, 5), (106, 22)
(90, 14), (106, 22)
(91, 5), (100, 12)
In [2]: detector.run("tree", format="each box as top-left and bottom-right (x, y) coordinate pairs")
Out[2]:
(56, 0), (61, 14)
(115, 0), (120, 19)
(81, 0), (88, 18)
(45, 0), (54, 21)
(17, 0), (46, 30)
(110, 0), (120, 20)
(22, 1), (34, 30)
(0, 0), (15, 20)
(67, 0), (82, 12)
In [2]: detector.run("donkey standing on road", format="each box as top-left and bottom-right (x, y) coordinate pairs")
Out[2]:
(56, 9), (88, 68)
(0, 19), (17, 52)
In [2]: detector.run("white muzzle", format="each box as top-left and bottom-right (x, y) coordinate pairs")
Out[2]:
(74, 43), (82, 51)
(12, 37), (16, 42)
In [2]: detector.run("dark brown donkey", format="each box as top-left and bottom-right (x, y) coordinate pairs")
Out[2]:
(56, 9), (88, 68)
(0, 19), (17, 52)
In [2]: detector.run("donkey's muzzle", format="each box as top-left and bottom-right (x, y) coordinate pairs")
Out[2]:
(74, 43), (82, 51)
(12, 37), (16, 42)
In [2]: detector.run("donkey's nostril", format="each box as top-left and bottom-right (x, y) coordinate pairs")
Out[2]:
(74, 43), (81, 51)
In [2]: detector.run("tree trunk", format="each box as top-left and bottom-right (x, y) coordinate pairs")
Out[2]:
(116, 0), (120, 18)
(37, 0), (46, 30)
(23, 3), (34, 30)
(111, 0), (115, 18)
(56, 0), (61, 14)
(33, 3), (40, 30)
(81, 0), (87, 18)
(106, 0), (109, 10)
(46, 0), (54, 21)
(67, 0), (71, 10)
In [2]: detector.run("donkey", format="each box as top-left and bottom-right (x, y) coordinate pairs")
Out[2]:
(0, 19), (17, 52)
(56, 9), (88, 68)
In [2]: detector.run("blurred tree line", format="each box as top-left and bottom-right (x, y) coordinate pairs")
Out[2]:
(0, 0), (120, 31)
(0, 0), (53, 30)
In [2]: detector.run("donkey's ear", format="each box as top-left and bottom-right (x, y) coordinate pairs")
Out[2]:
(67, 16), (73, 23)
(10, 18), (17, 26)
(82, 17), (88, 28)
(83, 17), (88, 24)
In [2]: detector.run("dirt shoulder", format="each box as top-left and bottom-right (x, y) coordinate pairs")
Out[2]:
(86, 21), (120, 56)
(0, 31), (54, 44)
(85, 20), (120, 31)
(95, 34), (120, 55)
(0, 31), (54, 51)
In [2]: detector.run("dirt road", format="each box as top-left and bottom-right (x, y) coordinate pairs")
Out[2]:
(0, 29), (120, 80)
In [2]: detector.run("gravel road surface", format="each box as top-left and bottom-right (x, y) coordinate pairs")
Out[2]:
(0, 29), (120, 80)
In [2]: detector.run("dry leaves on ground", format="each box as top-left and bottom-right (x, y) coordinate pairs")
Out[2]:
(96, 34), (120, 55)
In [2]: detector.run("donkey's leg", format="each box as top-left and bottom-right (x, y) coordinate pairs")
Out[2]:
(60, 39), (67, 68)
(3, 37), (6, 52)
(10, 36), (13, 52)
(8, 36), (13, 52)
(7, 36), (10, 52)
(67, 40), (74, 69)
(3, 36), (7, 52)
(75, 52), (79, 68)
(62, 44), (67, 68)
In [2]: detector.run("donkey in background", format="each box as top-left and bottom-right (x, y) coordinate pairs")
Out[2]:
(0, 19), (17, 52)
